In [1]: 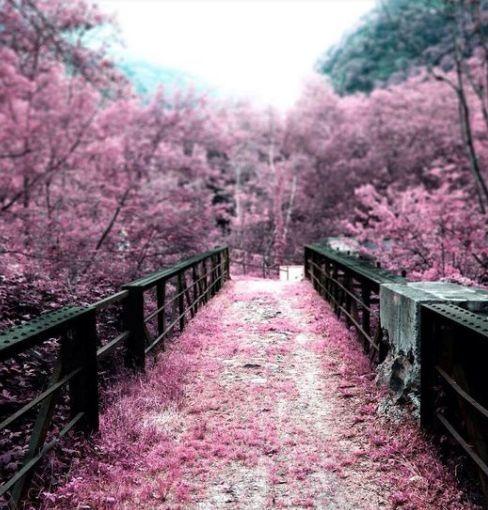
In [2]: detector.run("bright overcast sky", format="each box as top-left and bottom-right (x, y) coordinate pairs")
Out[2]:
(98, 0), (376, 108)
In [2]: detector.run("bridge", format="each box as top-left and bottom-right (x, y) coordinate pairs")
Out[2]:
(1, 245), (488, 508)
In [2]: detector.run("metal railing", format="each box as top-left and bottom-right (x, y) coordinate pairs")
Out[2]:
(231, 249), (279, 278)
(304, 243), (405, 362)
(0, 246), (230, 507)
(420, 303), (488, 494)
(305, 242), (488, 500)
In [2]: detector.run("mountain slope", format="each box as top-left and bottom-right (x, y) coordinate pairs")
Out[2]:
(317, 0), (454, 95)
(119, 58), (204, 96)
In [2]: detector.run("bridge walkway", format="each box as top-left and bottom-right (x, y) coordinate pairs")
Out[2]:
(46, 278), (469, 509)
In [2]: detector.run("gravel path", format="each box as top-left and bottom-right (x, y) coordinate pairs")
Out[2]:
(47, 278), (474, 510)
(195, 278), (387, 509)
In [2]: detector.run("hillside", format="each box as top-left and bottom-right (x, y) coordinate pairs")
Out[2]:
(318, 0), (455, 94)
(119, 58), (204, 96)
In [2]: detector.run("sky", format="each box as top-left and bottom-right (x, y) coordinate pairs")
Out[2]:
(98, 0), (376, 108)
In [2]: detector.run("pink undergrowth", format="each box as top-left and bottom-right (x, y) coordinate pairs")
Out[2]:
(37, 278), (478, 509)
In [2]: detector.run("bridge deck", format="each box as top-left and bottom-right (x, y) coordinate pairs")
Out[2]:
(46, 278), (470, 509)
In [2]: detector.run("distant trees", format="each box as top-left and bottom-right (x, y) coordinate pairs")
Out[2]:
(318, 0), (488, 213)
(309, 0), (488, 283)
(1, 0), (488, 326)
(318, 0), (488, 97)
(197, 61), (488, 283)
(0, 0), (227, 323)
(347, 170), (488, 283)
(218, 103), (296, 265)
(426, 0), (488, 213)
(318, 0), (456, 94)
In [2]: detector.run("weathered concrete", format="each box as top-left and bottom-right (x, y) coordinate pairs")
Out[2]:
(379, 281), (488, 414)
(325, 236), (359, 253)
(408, 281), (488, 312)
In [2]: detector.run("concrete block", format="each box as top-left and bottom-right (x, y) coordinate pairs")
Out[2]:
(407, 282), (488, 312)
(325, 236), (359, 254)
(378, 281), (488, 414)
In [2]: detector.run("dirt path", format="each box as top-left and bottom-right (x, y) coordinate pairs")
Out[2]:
(47, 278), (474, 510)
(196, 279), (386, 509)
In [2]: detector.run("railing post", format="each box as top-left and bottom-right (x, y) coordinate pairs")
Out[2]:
(198, 260), (205, 302)
(177, 272), (186, 331)
(344, 272), (352, 326)
(184, 271), (195, 318)
(361, 283), (371, 353)
(304, 247), (310, 280)
(320, 260), (326, 298)
(225, 247), (231, 280)
(325, 261), (332, 297)
(332, 265), (339, 314)
(156, 280), (166, 350)
(192, 265), (199, 313)
(420, 307), (435, 428)
(322, 260), (328, 299)
(220, 250), (225, 286)
(216, 252), (222, 292)
(124, 287), (146, 371)
(350, 280), (360, 337)
(69, 310), (99, 432)
(202, 258), (209, 303)
(210, 255), (217, 296)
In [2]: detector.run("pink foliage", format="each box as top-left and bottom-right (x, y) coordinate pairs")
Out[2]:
(1, 0), (488, 507)
(0, 0), (228, 328)
(346, 167), (487, 284)
(1, 0), (487, 320)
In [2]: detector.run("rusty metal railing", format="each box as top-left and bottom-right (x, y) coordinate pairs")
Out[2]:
(420, 303), (488, 495)
(304, 243), (405, 362)
(0, 246), (230, 507)
(305, 241), (488, 501)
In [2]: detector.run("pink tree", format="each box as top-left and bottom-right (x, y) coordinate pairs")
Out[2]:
(0, 0), (229, 320)
(347, 167), (488, 284)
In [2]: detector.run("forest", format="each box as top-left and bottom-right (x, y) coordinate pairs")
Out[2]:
(0, 0), (487, 325)
(2, 0), (488, 508)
